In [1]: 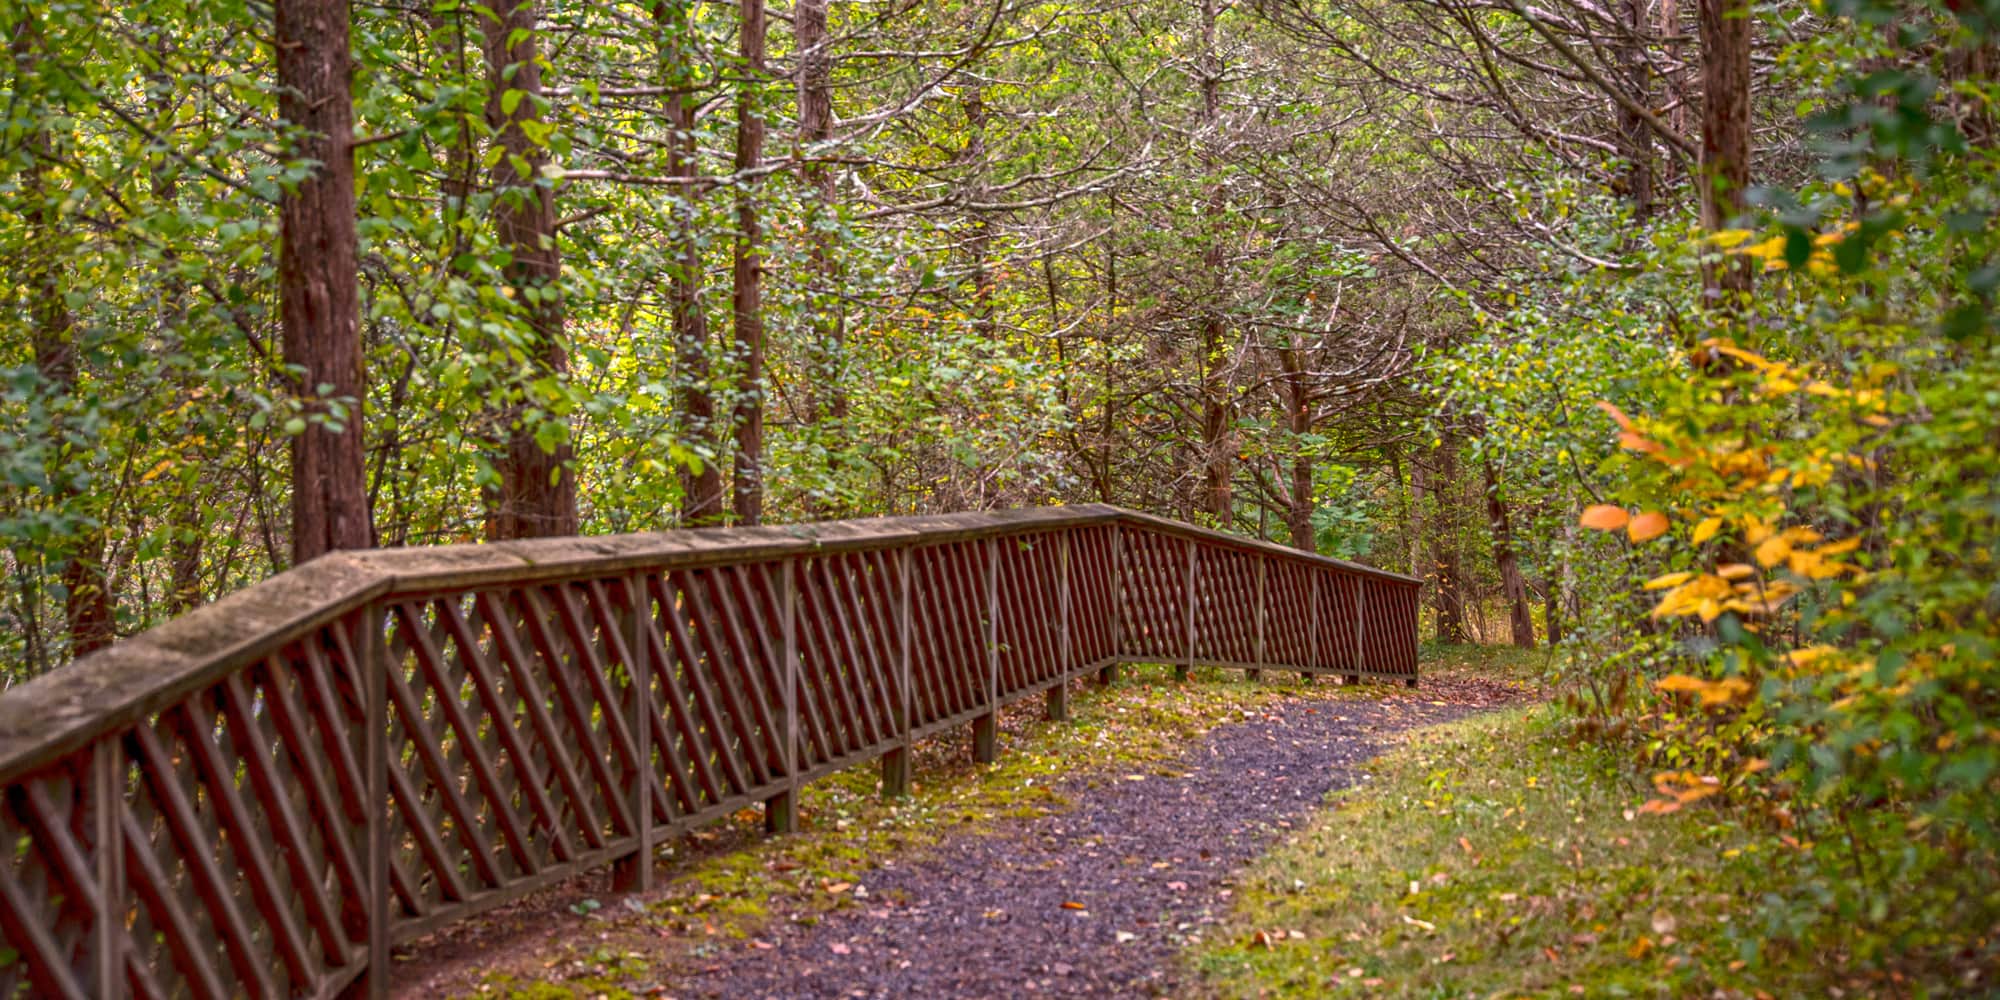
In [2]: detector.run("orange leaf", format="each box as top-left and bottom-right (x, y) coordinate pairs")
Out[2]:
(1580, 505), (1630, 531)
(1627, 511), (1670, 542)
(1595, 400), (1635, 432)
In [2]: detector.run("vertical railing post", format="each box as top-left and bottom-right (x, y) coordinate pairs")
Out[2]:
(1178, 537), (1195, 681)
(766, 560), (800, 833)
(883, 547), (913, 799)
(361, 605), (390, 1000)
(614, 572), (654, 891)
(1305, 568), (1321, 683)
(1249, 556), (1266, 682)
(973, 539), (1000, 763)
(1048, 533), (1071, 721)
(1346, 575), (1365, 686)
(1101, 522), (1123, 685)
(91, 736), (123, 1000)
(1402, 584), (1420, 688)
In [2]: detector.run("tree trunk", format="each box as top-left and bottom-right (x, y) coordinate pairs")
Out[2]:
(275, 0), (373, 563)
(656, 1), (726, 524)
(1197, 0), (1233, 525)
(1698, 0), (1753, 303)
(1617, 0), (1655, 217)
(1423, 440), (1468, 644)
(1279, 339), (1316, 552)
(796, 0), (847, 515)
(481, 0), (576, 539)
(12, 21), (115, 659)
(730, 0), (768, 524)
(1483, 458), (1536, 649)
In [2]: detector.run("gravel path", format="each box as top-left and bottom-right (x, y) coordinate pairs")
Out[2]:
(668, 677), (1522, 999)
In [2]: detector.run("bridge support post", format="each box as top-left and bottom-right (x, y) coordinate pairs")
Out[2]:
(613, 573), (656, 891)
(883, 549), (913, 799)
(346, 606), (391, 1000)
(1178, 538), (1195, 682)
(766, 561), (800, 833)
(90, 736), (124, 1000)
(975, 540), (1000, 764)
(1248, 557), (1266, 682)
(1101, 523), (1122, 685)
(1345, 575), (1365, 688)
(1049, 536), (1071, 722)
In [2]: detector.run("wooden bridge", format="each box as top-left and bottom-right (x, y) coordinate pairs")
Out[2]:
(0, 505), (1418, 999)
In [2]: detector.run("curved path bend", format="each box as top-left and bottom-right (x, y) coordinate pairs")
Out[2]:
(668, 675), (1522, 999)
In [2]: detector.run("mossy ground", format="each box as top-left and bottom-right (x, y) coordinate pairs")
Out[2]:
(1188, 657), (2000, 999)
(457, 662), (1406, 998)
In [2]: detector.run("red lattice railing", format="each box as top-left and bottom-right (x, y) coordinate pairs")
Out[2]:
(0, 506), (1418, 999)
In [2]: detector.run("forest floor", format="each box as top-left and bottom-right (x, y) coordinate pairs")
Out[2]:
(401, 649), (1535, 998)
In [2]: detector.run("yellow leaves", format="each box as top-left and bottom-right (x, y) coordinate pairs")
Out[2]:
(1627, 511), (1670, 542)
(1580, 505), (1630, 531)
(1655, 673), (1752, 708)
(1717, 562), (1755, 580)
(1643, 571), (1693, 591)
(1754, 535), (1792, 568)
(1708, 229), (1754, 249)
(140, 459), (175, 483)
(1692, 517), (1722, 545)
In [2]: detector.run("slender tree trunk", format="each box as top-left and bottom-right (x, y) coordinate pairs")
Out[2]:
(730, 0), (768, 524)
(796, 0), (847, 515)
(11, 21), (115, 658)
(656, 1), (726, 524)
(964, 87), (995, 335)
(481, 0), (576, 539)
(275, 0), (373, 563)
(1617, 0), (1655, 217)
(1698, 0), (1753, 302)
(1483, 458), (1536, 649)
(1197, 0), (1233, 525)
(1423, 440), (1468, 644)
(1279, 339), (1316, 552)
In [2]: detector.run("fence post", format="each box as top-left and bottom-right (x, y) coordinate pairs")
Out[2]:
(361, 606), (390, 1000)
(1179, 538), (1195, 681)
(1102, 522), (1122, 685)
(1049, 533), (1071, 721)
(974, 539), (1000, 763)
(766, 561), (800, 833)
(1346, 575), (1365, 686)
(1249, 556), (1266, 682)
(91, 736), (123, 1000)
(1305, 569), (1320, 683)
(883, 548), (913, 799)
(614, 572), (654, 891)
(1402, 585), (1420, 687)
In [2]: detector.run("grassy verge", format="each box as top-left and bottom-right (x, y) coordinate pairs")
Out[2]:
(1190, 704), (1998, 998)
(466, 663), (1375, 998)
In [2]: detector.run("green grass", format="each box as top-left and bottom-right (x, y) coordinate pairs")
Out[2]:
(1189, 703), (2000, 998)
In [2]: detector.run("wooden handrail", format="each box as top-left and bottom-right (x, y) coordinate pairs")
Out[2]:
(0, 505), (1417, 999)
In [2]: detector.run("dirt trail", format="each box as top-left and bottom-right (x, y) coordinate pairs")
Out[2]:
(665, 676), (1522, 999)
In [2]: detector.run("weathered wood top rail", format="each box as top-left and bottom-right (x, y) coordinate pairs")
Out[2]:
(0, 505), (1417, 999)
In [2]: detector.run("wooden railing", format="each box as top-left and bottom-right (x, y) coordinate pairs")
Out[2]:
(0, 505), (1417, 999)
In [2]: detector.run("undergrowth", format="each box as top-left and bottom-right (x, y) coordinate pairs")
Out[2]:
(1192, 703), (2000, 998)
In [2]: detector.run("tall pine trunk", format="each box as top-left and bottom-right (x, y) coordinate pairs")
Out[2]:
(11, 19), (115, 658)
(1698, 0), (1753, 303)
(796, 0), (847, 515)
(1483, 458), (1536, 649)
(482, 0), (576, 539)
(275, 0), (373, 563)
(730, 0), (768, 524)
(658, 1), (726, 525)
(1197, 0), (1233, 525)
(1279, 338), (1316, 552)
